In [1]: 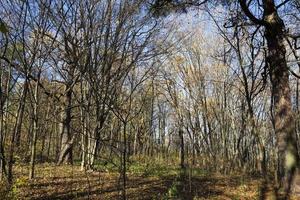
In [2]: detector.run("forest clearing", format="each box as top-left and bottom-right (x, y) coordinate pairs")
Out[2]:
(1, 0), (300, 199)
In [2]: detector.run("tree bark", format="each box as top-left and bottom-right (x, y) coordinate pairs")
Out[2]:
(7, 78), (29, 184)
(179, 129), (185, 169)
(57, 87), (73, 165)
(29, 75), (40, 179)
(262, 0), (299, 197)
(238, 0), (300, 197)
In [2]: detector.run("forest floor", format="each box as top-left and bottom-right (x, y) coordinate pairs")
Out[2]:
(1, 162), (299, 200)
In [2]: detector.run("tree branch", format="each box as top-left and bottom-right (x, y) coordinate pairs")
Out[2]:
(276, 0), (291, 9)
(0, 56), (60, 101)
(238, 0), (266, 26)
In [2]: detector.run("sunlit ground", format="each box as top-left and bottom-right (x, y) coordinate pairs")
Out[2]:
(1, 162), (299, 199)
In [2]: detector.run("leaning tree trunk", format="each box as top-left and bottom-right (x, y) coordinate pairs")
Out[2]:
(263, 0), (299, 197)
(57, 86), (73, 165)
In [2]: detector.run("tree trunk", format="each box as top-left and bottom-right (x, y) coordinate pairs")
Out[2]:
(15, 80), (28, 147)
(122, 122), (127, 200)
(57, 87), (73, 165)
(0, 67), (10, 181)
(0, 104), (6, 180)
(7, 78), (29, 184)
(239, 0), (300, 197)
(263, 0), (299, 196)
(80, 109), (87, 171)
(179, 129), (185, 169)
(29, 76), (40, 179)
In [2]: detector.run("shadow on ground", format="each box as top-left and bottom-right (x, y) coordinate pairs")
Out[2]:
(18, 169), (261, 199)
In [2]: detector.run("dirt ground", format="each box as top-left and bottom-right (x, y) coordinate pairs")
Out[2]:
(1, 164), (299, 200)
